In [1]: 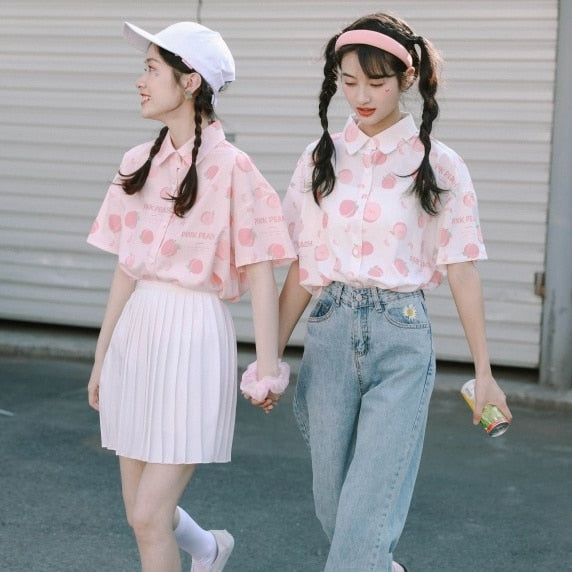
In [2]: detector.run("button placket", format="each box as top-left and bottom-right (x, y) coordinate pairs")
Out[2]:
(352, 145), (376, 273)
(147, 154), (183, 268)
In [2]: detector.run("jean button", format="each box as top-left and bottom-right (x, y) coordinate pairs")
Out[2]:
(355, 293), (363, 302)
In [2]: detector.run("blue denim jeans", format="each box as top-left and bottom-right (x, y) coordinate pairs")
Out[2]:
(294, 282), (435, 571)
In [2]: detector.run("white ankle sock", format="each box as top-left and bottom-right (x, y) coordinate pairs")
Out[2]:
(392, 561), (405, 572)
(174, 506), (217, 565)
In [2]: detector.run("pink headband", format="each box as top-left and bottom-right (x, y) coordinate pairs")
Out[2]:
(335, 30), (413, 68)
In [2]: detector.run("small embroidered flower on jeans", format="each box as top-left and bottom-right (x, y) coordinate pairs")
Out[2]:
(403, 304), (417, 321)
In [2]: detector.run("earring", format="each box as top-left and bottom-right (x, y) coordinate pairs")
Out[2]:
(184, 91), (193, 100)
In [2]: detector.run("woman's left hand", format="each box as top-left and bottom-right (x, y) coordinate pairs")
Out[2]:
(473, 373), (512, 425)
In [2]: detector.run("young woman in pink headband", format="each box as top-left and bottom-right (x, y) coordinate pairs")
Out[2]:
(279, 13), (512, 571)
(87, 21), (293, 571)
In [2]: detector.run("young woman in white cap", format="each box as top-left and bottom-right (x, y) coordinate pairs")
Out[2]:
(87, 21), (294, 572)
(278, 12), (512, 572)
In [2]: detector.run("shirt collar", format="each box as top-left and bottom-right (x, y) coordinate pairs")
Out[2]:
(154, 120), (226, 167)
(342, 113), (418, 155)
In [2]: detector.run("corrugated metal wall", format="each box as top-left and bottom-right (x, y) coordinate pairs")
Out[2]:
(0, 0), (557, 367)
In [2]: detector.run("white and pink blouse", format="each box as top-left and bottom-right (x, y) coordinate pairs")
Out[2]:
(87, 121), (295, 301)
(282, 113), (487, 294)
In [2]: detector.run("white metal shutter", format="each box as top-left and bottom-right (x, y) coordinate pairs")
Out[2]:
(0, 0), (557, 367)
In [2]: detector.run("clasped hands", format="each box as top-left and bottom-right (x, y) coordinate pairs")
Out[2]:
(240, 360), (290, 414)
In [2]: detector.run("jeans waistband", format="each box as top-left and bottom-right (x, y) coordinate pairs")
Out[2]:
(323, 281), (424, 310)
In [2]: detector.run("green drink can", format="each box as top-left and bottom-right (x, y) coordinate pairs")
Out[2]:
(461, 379), (510, 437)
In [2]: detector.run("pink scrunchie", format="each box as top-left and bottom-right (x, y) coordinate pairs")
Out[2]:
(240, 360), (290, 401)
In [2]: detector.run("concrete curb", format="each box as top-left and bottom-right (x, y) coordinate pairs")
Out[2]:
(1, 321), (571, 411)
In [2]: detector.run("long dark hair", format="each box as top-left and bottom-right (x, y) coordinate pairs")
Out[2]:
(313, 13), (445, 215)
(118, 46), (216, 217)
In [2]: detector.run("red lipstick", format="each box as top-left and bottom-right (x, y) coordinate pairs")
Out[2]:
(357, 107), (375, 117)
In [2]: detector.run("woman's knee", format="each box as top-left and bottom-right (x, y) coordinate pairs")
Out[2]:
(129, 501), (164, 540)
(124, 503), (145, 532)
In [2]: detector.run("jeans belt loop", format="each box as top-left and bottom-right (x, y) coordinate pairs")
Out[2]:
(331, 281), (343, 306)
(371, 286), (384, 312)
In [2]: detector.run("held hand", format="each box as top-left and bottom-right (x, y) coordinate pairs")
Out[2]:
(473, 373), (512, 425)
(247, 391), (282, 414)
(240, 361), (290, 413)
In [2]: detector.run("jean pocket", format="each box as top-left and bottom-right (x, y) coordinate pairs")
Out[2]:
(384, 296), (430, 329)
(307, 292), (336, 323)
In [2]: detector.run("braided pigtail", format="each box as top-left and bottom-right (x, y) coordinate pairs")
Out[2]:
(311, 34), (340, 204)
(144, 46), (218, 217)
(173, 94), (202, 217)
(119, 126), (168, 194)
(411, 35), (445, 215)
(172, 81), (215, 217)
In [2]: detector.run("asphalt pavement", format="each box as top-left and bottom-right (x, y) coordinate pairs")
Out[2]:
(1, 325), (571, 571)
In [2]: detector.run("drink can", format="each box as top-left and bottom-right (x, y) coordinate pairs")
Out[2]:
(461, 379), (510, 437)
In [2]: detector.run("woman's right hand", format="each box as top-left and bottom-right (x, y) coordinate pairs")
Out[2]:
(87, 369), (101, 411)
(86, 264), (135, 413)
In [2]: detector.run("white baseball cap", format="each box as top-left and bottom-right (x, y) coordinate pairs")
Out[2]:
(123, 21), (235, 103)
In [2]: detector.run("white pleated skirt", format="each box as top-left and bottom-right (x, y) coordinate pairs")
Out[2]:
(99, 280), (237, 464)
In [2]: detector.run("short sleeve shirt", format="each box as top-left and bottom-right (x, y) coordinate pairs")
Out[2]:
(282, 114), (487, 294)
(87, 121), (296, 301)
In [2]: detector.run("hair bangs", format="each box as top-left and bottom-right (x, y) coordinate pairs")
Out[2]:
(356, 44), (403, 78)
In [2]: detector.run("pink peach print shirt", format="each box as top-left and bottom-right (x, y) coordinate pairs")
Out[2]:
(87, 121), (295, 301)
(283, 113), (487, 294)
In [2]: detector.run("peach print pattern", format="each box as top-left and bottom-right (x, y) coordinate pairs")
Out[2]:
(282, 113), (487, 294)
(87, 121), (295, 301)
